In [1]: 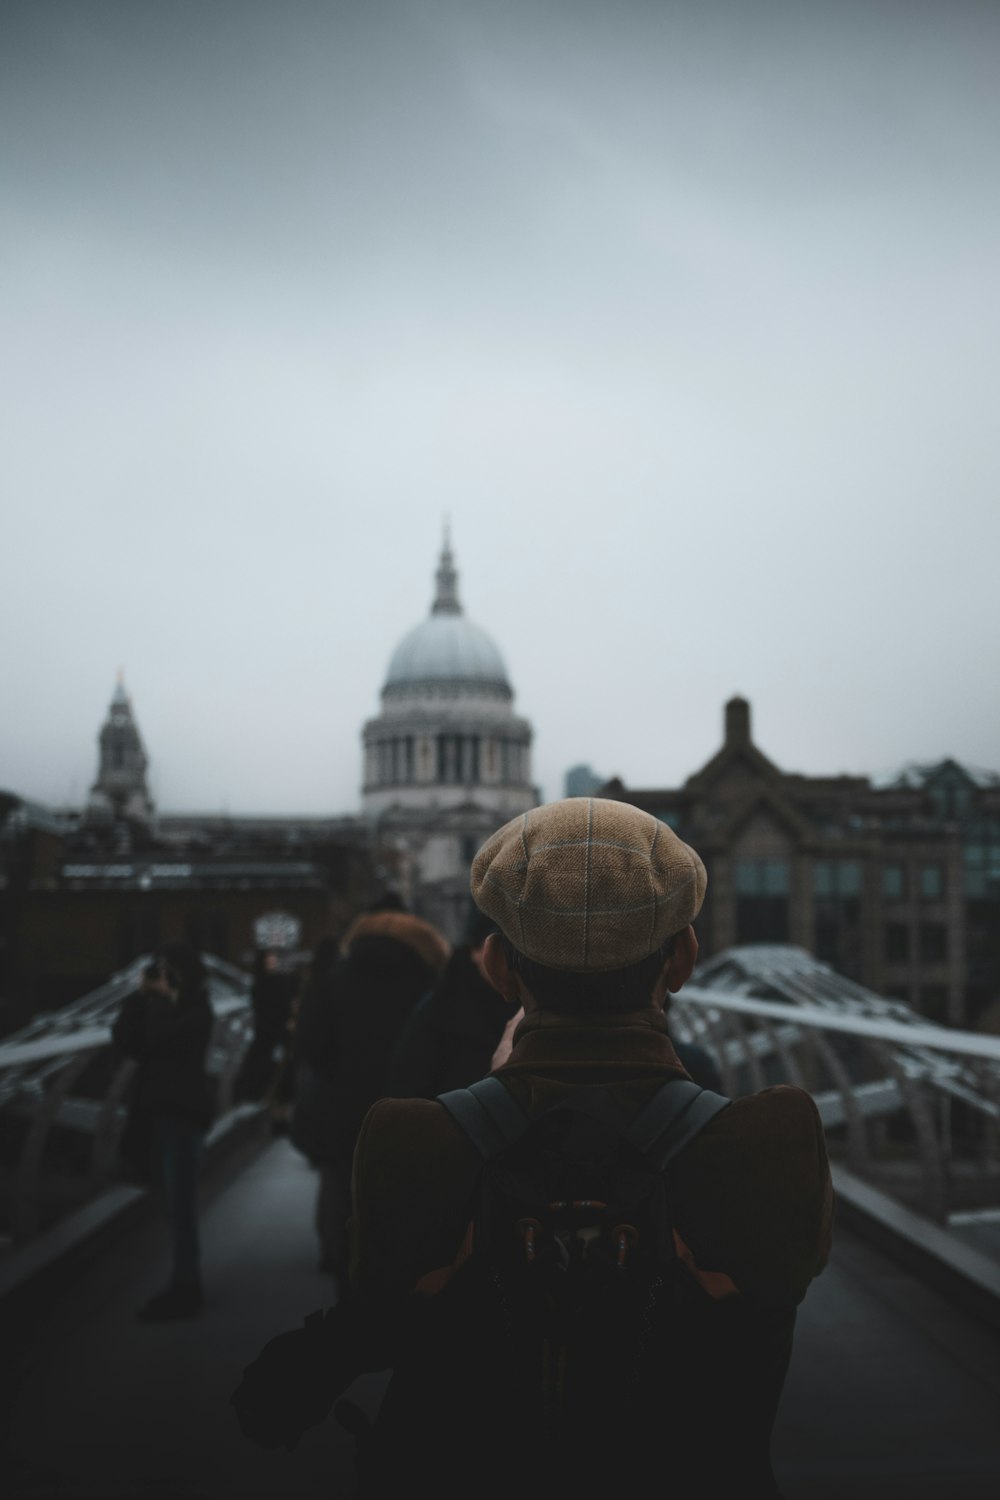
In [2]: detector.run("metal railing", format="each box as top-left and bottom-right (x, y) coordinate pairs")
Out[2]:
(0, 955), (257, 1246)
(672, 946), (1000, 1237)
(3, 941), (999, 1284)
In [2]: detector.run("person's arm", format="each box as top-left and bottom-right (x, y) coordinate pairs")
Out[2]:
(110, 991), (148, 1058)
(230, 1289), (421, 1451)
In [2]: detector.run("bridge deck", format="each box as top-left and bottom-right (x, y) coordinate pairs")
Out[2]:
(3, 1138), (999, 1499)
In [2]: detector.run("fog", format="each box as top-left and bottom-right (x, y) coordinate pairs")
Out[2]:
(3, 0), (998, 812)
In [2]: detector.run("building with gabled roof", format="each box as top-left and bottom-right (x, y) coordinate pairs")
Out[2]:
(600, 697), (1000, 1029)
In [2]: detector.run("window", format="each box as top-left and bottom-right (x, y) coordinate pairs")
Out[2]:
(920, 864), (944, 900)
(882, 864), (906, 901)
(964, 840), (1000, 898)
(814, 860), (862, 898)
(736, 897), (788, 943)
(929, 781), (972, 821)
(734, 859), (789, 896)
(884, 923), (910, 963)
(918, 923), (948, 963)
(735, 860), (789, 944)
(437, 735), (461, 784)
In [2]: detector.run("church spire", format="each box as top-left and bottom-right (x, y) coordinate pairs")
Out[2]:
(431, 519), (462, 615)
(85, 676), (154, 829)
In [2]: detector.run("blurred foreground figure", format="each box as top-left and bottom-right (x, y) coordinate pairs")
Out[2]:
(384, 905), (505, 1098)
(113, 942), (215, 1320)
(233, 800), (832, 1497)
(290, 910), (450, 1284)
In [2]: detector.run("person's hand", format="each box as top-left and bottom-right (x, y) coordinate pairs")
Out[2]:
(230, 1312), (341, 1451)
(491, 1007), (523, 1069)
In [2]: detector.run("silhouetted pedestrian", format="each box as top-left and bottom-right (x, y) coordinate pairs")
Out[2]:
(112, 941), (215, 1320)
(290, 910), (450, 1285)
(384, 906), (506, 1098)
(234, 948), (297, 1110)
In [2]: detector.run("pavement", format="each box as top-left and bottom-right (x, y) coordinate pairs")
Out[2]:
(2, 1137), (999, 1499)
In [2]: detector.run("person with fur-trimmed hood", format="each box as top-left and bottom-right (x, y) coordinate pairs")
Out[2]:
(290, 907), (450, 1286)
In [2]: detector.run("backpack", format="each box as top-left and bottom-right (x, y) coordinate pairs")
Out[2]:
(357, 1075), (732, 1497)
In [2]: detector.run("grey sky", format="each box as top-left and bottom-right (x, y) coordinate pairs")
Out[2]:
(3, 0), (998, 814)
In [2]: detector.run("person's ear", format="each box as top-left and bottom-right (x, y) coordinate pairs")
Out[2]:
(481, 932), (523, 1006)
(653, 925), (699, 1003)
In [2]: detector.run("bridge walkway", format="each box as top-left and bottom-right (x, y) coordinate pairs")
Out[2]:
(2, 1137), (999, 1500)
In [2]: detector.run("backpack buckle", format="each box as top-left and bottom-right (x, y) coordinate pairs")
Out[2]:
(613, 1224), (639, 1267)
(516, 1217), (542, 1262)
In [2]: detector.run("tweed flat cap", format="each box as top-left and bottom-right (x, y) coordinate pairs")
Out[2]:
(470, 797), (706, 973)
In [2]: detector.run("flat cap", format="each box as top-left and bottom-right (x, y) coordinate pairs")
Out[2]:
(470, 797), (706, 973)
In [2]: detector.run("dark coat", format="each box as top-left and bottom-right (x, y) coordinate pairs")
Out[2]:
(290, 913), (449, 1166)
(112, 988), (215, 1126)
(233, 966), (298, 1103)
(672, 1035), (723, 1092)
(384, 946), (513, 1099)
(348, 1006), (833, 1496)
(112, 988), (215, 1178)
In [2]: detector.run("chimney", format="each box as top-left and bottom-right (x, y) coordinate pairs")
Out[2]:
(724, 696), (751, 747)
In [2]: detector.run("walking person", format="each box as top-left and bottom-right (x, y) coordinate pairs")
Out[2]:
(112, 941), (215, 1320)
(233, 947), (297, 1113)
(384, 905), (505, 1098)
(233, 798), (832, 1497)
(289, 908), (450, 1286)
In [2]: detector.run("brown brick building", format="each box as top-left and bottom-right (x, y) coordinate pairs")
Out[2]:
(599, 697), (1000, 1030)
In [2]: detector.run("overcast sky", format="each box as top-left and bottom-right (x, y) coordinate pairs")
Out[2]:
(3, 0), (998, 815)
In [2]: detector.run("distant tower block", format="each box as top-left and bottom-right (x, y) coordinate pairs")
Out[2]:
(86, 674), (154, 828)
(564, 764), (604, 798)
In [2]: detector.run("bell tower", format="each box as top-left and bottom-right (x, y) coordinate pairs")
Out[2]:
(86, 673), (154, 828)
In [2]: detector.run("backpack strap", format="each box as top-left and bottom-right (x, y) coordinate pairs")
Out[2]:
(440, 1075), (730, 1170)
(626, 1079), (732, 1170)
(437, 1076), (530, 1159)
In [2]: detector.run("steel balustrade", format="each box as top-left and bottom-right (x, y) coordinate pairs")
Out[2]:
(0, 954), (257, 1248)
(1, 943), (999, 1262)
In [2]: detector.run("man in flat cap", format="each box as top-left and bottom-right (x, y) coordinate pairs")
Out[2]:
(233, 798), (832, 1496)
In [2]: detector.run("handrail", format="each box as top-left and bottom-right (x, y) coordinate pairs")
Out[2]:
(680, 986), (1000, 1061)
(0, 952), (257, 1245)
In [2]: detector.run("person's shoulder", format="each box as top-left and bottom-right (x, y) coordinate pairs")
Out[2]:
(709, 1084), (824, 1148)
(672, 1084), (833, 1302)
(361, 1094), (470, 1133)
(354, 1096), (482, 1192)
(730, 1083), (823, 1124)
(686, 1085), (829, 1199)
(358, 1095), (470, 1152)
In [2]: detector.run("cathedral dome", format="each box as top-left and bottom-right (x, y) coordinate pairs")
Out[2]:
(363, 532), (535, 860)
(386, 614), (509, 690)
(382, 534), (510, 694)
